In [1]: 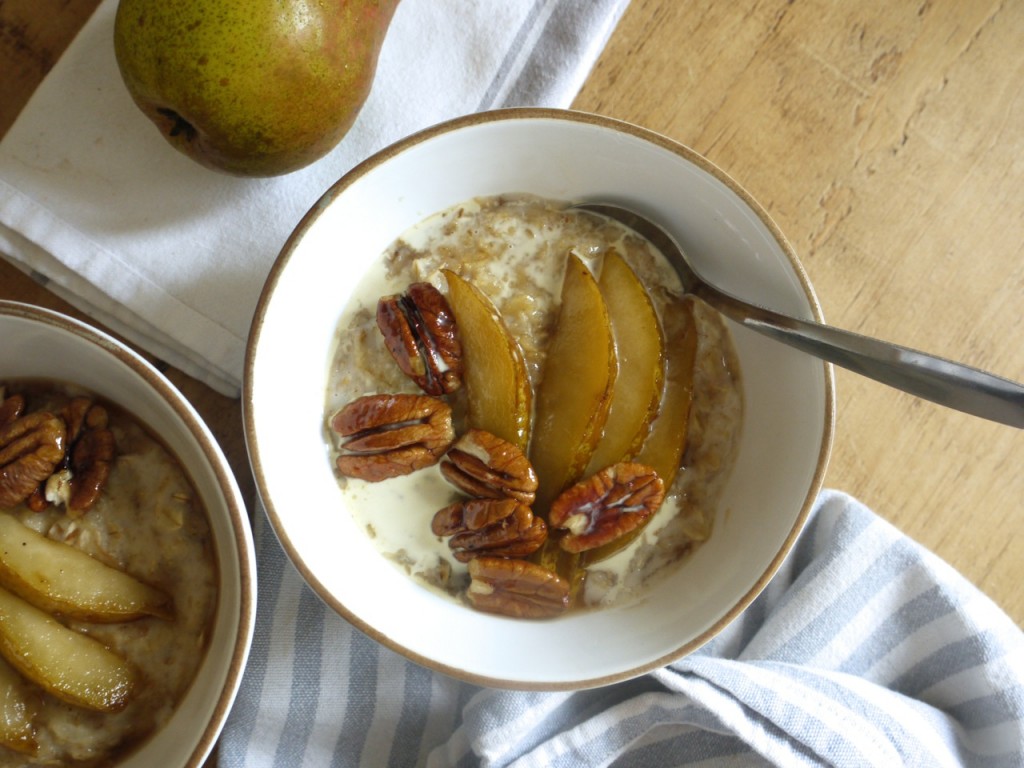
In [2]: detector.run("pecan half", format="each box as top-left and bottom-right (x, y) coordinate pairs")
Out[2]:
(440, 429), (538, 504)
(0, 412), (66, 508)
(15, 399), (119, 516)
(377, 282), (463, 395)
(331, 394), (454, 482)
(548, 462), (665, 553)
(61, 399), (115, 515)
(431, 498), (546, 562)
(68, 426), (115, 514)
(466, 556), (570, 619)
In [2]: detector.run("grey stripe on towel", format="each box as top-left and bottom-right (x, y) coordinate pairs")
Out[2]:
(218, 489), (1024, 767)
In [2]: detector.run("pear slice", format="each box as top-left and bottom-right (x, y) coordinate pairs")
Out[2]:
(443, 270), (532, 451)
(0, 586), (136, 712)
(0, 657), (37, 756)
(585, 248), (665, 474)
(634, 298), (698, 489)
(582, 298), (698, 565)
(0, 514), (172, 623)
(529, 253), (618, 514)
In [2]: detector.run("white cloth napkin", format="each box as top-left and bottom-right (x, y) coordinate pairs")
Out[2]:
(0, 0), (630, 396)
(219, 491), (1024, 767)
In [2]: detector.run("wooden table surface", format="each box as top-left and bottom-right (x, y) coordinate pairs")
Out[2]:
(1, 0), (1020, 671)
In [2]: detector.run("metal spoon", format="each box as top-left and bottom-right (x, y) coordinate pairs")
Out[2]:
(575, 202), (1024, 429)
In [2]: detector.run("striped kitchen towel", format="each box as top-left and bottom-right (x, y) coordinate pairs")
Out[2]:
(218, 489), (1024, 766)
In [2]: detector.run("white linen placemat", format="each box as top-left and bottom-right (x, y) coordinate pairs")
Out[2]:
(0, 0), (630, 396)
(220, 490), (1024, 767)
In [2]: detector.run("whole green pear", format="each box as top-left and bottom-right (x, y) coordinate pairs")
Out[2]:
(113, 0), (400, 177)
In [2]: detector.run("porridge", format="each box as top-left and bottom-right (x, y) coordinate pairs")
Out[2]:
(0, 381), (217, 766)
(325, 194), (742, 617)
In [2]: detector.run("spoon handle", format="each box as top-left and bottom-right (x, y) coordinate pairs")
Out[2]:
(697, 285), (1024, 429)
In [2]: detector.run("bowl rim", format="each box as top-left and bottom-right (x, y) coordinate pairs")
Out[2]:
(244, 107), (835, 689)
(0, 299), (257, 765)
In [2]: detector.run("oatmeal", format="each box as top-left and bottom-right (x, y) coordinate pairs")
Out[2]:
(0, 381), (217, 767)
(325, 194), (743, 614)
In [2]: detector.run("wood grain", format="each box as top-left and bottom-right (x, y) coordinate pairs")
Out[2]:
(0, 0), (102, 136)
(574, 0), (1023, 624)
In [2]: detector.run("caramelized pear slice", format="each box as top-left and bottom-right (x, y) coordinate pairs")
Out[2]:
(443, 270), (532, 451)
(0, 657), (37, 756)
(0, 586), (136, 712)
(0, 514), (172, 623)
(583, 298), (698, 565)
(530, 253), (617, 513)
(634, 298), (698, 488)
(586, 248), (665, 474)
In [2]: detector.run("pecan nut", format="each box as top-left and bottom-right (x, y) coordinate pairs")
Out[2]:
(440, 429), (538, 504)
(68, 426), (115, 514)
(62, 398), (115, 515)
(0, 412), (66, 508)
(377, 282), (463, 395)
(548, 462), (665, 553)
(331, 394), (454, 482)
(466, 556), (570, 619)
(431, 498), (546, 562)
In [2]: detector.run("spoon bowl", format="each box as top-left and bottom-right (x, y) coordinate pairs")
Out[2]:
(576, 202), (1024, 429)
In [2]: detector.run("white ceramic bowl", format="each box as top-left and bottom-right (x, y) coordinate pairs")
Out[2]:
(245, 108), (834, 689)
(0, 301), (256, 766)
